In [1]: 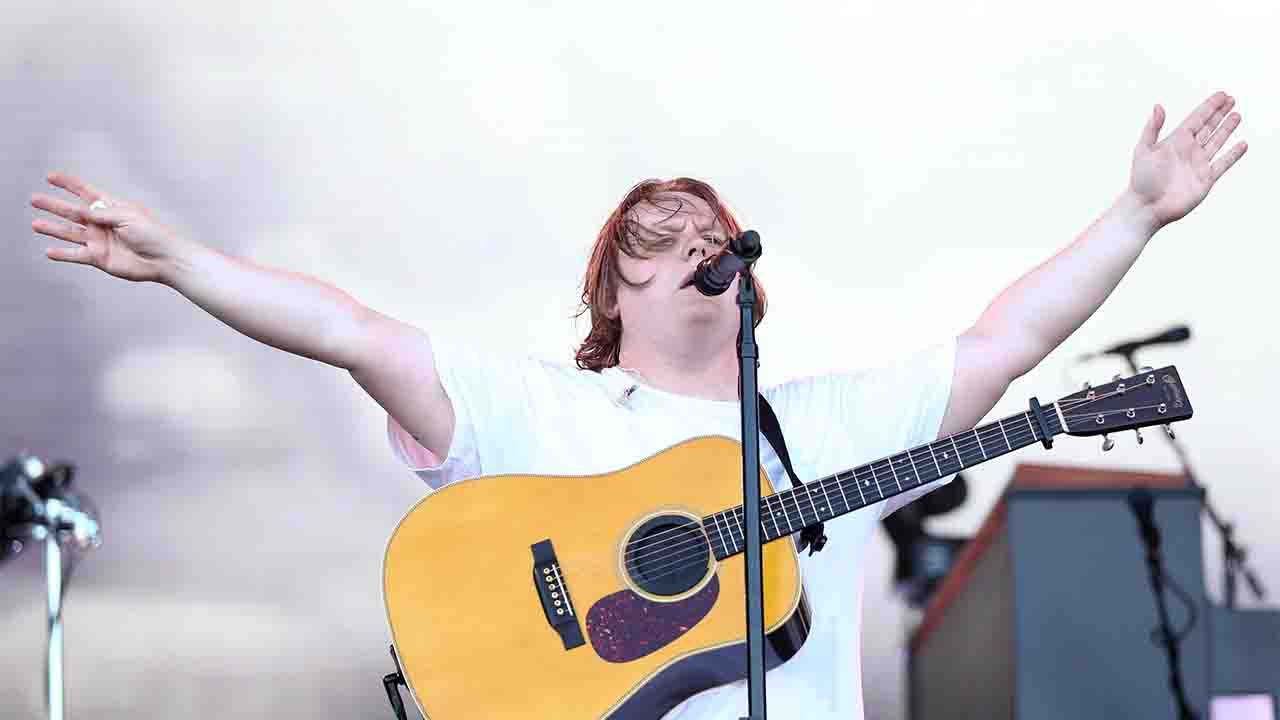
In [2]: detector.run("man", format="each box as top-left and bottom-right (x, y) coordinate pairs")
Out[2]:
(31, 91), (1246, 718)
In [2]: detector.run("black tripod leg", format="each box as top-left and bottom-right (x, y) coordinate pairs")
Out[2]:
(383, 645), (409, 720)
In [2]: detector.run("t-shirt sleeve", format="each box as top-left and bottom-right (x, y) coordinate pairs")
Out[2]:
(384, 335), (542, 491)
(764, 336), (958, 520)
(865, 337), (958, 518)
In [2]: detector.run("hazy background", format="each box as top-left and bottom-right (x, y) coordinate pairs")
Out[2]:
(3, 0), (1276, 717)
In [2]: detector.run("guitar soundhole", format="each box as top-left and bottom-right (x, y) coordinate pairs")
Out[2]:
(624, 514), (711, 598)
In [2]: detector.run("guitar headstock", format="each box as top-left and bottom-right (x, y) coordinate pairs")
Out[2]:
(1055, 365), (1192, 437)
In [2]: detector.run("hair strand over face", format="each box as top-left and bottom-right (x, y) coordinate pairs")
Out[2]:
(573, 177), (767, 371)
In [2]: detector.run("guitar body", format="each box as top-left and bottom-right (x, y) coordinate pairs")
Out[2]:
(383, 435), (811, 719)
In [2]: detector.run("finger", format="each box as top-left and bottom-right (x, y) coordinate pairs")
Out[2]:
(1176, 91), (1229, 138)
(1209, 141), (1248, 184)
(1203, 111), (1242, 158)
(1140, 104), (1164, 149)
(46, 171), (107, 204)
(1194, 96), (1235, 146)
(31, 192), (93, 224)
(45, 245), (94, 265)
(32, 217), (87, 245)
(84, 206), (132, 227)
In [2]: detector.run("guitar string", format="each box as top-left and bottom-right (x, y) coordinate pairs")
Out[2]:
(621, 384), (1154, 563)
(621, 406), (1069, 565)
(625, 405), (1169, 584)
(629, 399), (1169, 579)
(563, 401), (1171, 594)
(623, 423), (1046, 583)
(621, 414), (1049, 565)
(623, 420), (1030, 566)
(633, 405), (1174, 586)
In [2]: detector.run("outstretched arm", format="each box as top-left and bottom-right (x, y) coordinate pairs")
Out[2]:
(937, 91), (1248, 438)
(30, 172), (456, 460)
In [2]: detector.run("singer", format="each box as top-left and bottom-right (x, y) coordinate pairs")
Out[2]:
(28, 91), (1248, 719)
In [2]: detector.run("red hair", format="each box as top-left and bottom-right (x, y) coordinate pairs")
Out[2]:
(574, 178), (768, 371)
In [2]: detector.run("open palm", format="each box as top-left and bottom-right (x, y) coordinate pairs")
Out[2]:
(1131, 91), (1248, 229)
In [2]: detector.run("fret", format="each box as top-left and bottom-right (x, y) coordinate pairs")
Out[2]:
(729, 510), (744, 551)
(868, 463), (885, 498)
(715, 512), (735, 554)
(885, 457), (902, 491)
(972, 428), (988, 460)
(832, 472), (852, 513)
(904, 451), (921, 484)
(778, 486), (798, 527)
(801, 483), (820, 524)
(949, 436), (965, 469)
(815, 479), (834, 517)
(927, 444), (944, 478)
(764, 496), (783, 540)
(1024, 412), (1038, 441)
(852, 468), (868, 505)
(997, 418), (1012, 450)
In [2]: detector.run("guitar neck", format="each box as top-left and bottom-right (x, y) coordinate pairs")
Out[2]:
(702, 404), (1065, 560)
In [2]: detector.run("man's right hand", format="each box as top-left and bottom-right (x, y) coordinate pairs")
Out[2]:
(31, 171), (188, 284)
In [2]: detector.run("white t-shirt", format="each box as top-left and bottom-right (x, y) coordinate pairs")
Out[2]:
(386, 335), (957, 720)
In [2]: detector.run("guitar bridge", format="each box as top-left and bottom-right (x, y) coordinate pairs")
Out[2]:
(531, 539), (585, 651)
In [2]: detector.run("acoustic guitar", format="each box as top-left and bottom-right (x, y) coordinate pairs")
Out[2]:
(383, 365), (1192, 718)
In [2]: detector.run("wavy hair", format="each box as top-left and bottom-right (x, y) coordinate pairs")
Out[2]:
(574, 178), (768, 371)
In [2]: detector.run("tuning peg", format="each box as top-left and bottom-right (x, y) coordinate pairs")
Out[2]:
(1134, 427), (1143, 445)
(1139, 366), (1154, 374)
(1163, 424), (1176, 440)
(1101, 433), (1115, 451)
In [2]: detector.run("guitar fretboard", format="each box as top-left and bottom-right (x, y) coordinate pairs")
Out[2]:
(702, 406), (1064, 560)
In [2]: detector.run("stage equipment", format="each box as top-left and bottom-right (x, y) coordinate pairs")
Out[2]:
(1081, 327), (1264, 609)
(910, 464), (1279, 720)
(1129, 486), (1197, 719)
(1, 452), (102, 720)
(380, 367), (1191, 719)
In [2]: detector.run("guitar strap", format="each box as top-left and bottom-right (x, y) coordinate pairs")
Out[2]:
(757, 393), (828, 556)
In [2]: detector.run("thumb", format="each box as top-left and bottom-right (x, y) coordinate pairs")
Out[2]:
(1139, 103), (1164, 150)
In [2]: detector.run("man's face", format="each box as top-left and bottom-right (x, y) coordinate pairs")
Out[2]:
(612, 191), (740, 348)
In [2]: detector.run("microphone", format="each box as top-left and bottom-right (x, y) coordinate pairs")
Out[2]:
(1079, 325), (1190, 362)
(692, 230), (762, 297)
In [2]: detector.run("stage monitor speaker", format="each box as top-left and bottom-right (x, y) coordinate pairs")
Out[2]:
(909, 463), (1210, 720)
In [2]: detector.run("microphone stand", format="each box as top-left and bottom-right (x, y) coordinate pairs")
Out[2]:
(737, 265), (767, 720)
(1128, 488), (1197, 720)
(2, 454), (101, 720)
(1118, 353), (1266, 608)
